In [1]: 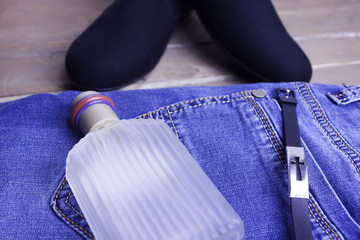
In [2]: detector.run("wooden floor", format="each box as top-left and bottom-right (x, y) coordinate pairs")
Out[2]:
(1, 0), (360, 101)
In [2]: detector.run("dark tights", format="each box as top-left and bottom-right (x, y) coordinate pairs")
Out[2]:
(66, 0), (312, 90)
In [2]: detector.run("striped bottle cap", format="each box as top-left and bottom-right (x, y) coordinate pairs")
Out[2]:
(71, 91), (118, 134)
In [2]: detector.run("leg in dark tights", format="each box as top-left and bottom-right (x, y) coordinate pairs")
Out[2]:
(66, 0), (312, 90)
(66, 0), (188, 90)
(193, 0), (312, 82)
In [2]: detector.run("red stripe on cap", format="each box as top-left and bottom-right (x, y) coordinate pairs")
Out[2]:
(71, 94), (115, 130)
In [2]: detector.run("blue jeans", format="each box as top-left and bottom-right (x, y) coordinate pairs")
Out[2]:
(0, 82), (359, 239)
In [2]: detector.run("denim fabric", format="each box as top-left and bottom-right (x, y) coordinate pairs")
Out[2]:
(0, 82), (360, 239)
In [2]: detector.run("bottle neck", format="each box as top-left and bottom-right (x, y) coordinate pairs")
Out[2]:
(71, 91), (119, 135)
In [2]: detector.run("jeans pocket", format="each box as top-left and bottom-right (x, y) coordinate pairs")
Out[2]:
(139, 89), (351, 239)
(50, 175), (94, 240)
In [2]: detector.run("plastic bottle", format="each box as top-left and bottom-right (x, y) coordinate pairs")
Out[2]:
(66, 91), (244, 240)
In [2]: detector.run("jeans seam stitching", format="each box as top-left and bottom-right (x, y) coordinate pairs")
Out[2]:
(163, 97), (244, 116)
(336, 93), (360, 102)
(242, 91), (287, 170)
(65, 191), (85, 218)
(297, 83), (360, 175)
(245, 90), (338, 240)
(328, 88), (360, 98)
(309, 198), (340, 239)
(137, 92), (245, 118)
(54, 178), (95, 240)
(306, 83), (360, 163)
(167, 106), (179, 138)
(308, 203), (335, 240)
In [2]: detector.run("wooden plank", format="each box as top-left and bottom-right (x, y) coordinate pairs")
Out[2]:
(0, 0), (112, 44)
(274, 0), (360, 41)
(0, 56), (70, 96)
(312, 64), (360, 85)
(299, 38), (360, 65)
(0, 0), (111, 96)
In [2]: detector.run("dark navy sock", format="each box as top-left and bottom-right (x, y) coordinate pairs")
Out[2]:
(66, 0), (188, 90)
(193, 0), (312, 82)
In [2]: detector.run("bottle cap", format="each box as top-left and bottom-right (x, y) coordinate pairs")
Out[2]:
(71, 91), (119, 135)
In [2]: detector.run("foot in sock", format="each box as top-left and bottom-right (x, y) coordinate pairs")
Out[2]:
(193, 0), (312, 82)
(66, 0), (188, 90)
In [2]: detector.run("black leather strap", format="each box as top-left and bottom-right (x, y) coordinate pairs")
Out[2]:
(277, 88), (313, 240)
(279, 101), (301, 147)
(291, 198), (314, 240)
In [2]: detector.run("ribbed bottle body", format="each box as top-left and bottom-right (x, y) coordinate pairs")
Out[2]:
(66, 119), (244, 240)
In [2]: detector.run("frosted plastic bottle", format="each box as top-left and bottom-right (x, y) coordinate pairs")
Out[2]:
(66, 91), (244, 240)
